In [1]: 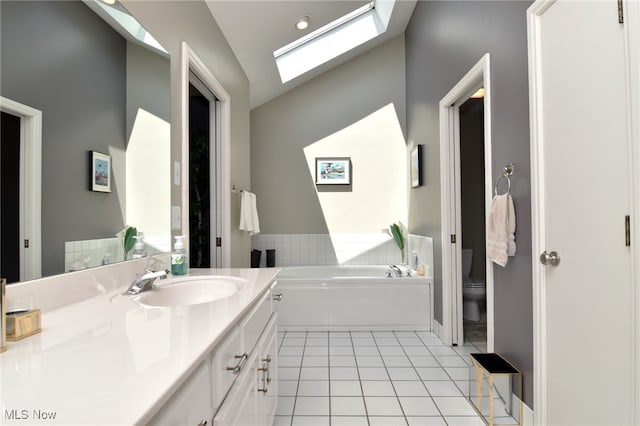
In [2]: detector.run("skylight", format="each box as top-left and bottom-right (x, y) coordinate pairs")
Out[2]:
(274, 0), (395, 84)
(94, 0), (168, 55)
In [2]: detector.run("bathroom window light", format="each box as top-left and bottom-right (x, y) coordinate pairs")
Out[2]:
(274, 0), (395, 83)
(92, 0), (168, 55)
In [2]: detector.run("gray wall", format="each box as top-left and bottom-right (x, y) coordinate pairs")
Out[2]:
(251, 36), (407, 234)
(405, 1), (533, 405)
(122, 0), (252, 266)
(1, 1), (127, 276)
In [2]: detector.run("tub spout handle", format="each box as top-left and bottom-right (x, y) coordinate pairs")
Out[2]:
(272, 293), (284, 301)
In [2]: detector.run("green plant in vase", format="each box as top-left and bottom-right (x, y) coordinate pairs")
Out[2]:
(118, 225), (137, 261)
(389, 222), (405, 264)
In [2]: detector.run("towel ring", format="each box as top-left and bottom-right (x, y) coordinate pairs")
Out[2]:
(494, 173), (511, 196)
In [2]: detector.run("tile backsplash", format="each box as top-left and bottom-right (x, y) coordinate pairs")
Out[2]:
(251, 233), (433, 270)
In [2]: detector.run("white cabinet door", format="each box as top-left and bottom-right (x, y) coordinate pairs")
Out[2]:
(213, 348), (260, 426)
(257, 314), (278, 425)
(211, 326), (243, 409)
(529, 1), (634, 424)
(148, 360), (213, 426)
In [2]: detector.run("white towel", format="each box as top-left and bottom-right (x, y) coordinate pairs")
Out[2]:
(487, 194), (516, 267)
(239, 191), (260, 235)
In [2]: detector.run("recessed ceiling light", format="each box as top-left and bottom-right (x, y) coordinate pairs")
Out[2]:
(295, 16), (310, 31)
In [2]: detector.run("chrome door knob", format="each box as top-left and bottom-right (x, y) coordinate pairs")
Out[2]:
(540, 251), (560, 267)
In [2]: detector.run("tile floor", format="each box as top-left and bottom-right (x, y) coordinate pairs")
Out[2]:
(274, 330), (509, 426)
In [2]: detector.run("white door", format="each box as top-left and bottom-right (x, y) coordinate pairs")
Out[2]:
(529, 1), (634, 424)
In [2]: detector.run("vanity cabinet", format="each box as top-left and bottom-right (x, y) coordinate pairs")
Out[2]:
(148, 360), (213, 426)
(149, 281), (280, 426)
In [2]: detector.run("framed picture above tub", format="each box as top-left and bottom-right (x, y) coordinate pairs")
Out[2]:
(315, 157), (351, 185)
(91, 151), (111, 193)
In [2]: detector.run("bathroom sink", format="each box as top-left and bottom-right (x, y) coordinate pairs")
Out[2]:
(136, 276), (241, 307)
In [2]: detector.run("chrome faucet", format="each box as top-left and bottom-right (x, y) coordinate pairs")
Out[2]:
(389, 265), (403, 277)
(124, 269), (170, 295)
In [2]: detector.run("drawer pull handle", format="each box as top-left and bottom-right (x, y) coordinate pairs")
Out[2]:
(258, 387), (268, 394)
(226, 353), (248, 374)
(272, 293), (284, 301)
(197, 421), (208, 426)
(262, 356), (271, 363)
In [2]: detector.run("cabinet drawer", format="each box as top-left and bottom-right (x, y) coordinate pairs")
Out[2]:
(241, 291), (271, 353)
(211, 326), (243, 410)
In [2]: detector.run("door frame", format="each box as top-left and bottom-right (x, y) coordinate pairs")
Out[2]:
(0, 97), (42, 281)
(527, 0), (640, 423)
(438, 54), (494, 350)
(180, 42), (230, 267)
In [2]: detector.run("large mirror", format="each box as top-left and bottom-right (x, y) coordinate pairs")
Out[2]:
(0, 0), (171, 283)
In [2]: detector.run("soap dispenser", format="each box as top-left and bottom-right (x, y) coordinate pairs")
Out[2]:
(132, 235), (146, 259)
(171, 236), (188, 275)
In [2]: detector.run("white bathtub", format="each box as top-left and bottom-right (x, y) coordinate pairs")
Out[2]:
(274, 265), (433, 331)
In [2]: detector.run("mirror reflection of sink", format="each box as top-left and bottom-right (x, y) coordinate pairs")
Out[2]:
(138, 276), (241, 307)
(110, 276), (243, 307)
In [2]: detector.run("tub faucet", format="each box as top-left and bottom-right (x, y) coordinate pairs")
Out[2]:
(389, 265), (403, 277)
(124, 269), (170, 295)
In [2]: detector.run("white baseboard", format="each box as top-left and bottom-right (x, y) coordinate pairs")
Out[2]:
(432, 319), (444, 341)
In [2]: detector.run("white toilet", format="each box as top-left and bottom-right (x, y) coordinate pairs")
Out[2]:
(462, 248), (486, 321)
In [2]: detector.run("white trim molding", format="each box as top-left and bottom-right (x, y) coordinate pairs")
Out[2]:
(0, 96), (42, 281)
(438, 53), (493, 351)
(179, 42), (231, 268)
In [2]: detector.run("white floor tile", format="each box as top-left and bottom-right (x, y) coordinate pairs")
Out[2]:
(331, 416), (369, 426)
(424, 380), (463, 397)
(280, 367), (301, 380)
(279, 380), (299, 396)
(387, 367), (420, 381)
(399, 396), (440, 416)
(358, 367), (390, 380)
(277, 396), (296, 415)
(303, 356), (329, 367)
(453, 346), (480, 356)
(375, 337), (400, 346)
(306, 337), (329, 347)
(274, 415), (292, 426)
(433, 396), (478, 416)
(291, 415), (330, 426)
(280, 356), (303, 367)
(300, 367), (329, 381)
(406, 416), (448, 426)
(331, 356), (357, 367)
(364, 396), (403, 416)
(305, 346), (329, 356)
(369, 416), (408, 426)
(330, 337), (353, 346)
(416, 331), (438, 339)
(361, 380), (395, 396)
(443, 416), (486, 426)
(398, 337), (424, 346)
(415, 367), (450, 381)
(392, 380), (430, 397)
(404, 346), (431, 356)
(352, 337), (376, 346)
(409, 356), (440, 367)
(421, 337), (446, 346)
(382, 355), (412, 367)
(428, 346), (458, 356)
(286, 331), (308, 337)
(331, 367), (360, 381)
(444, 367), (471, 381)
(330, 346), (355, 356)
(295, 396), (330, 416)
(356, 356), (384, 367)
(435, 355), (468, 368)
(331, 396), (367, 416)
(329, 331), (351, 337)
(283, 337), (307, 346)
(330, 380), (363, 396)
(298, 380), (330, 396)
(372, 331), (395, 337)
(280, 346), (305, 356)
(378, 346), (406, 356)
(394, 331), (419, 337)
(354, 346), (380, 356)
(350, 331), (373, 337)
(308, 331), (329, 337)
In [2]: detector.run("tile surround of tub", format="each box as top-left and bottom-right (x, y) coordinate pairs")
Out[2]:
(252, 234), (433, 269)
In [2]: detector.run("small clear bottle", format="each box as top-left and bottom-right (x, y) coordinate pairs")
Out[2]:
(132, 235), (147, 259)
(171, 235), (188, 275)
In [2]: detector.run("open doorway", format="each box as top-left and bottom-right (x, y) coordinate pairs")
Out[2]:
(439, 54), (493, 350)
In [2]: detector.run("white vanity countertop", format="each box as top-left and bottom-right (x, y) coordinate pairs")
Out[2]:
(0, 268), (280, 425)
